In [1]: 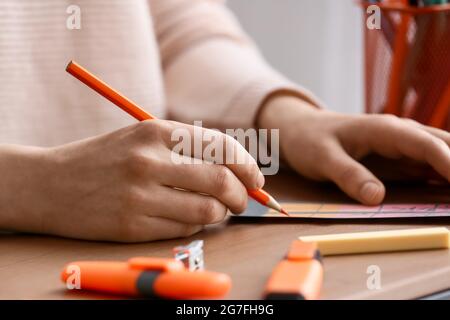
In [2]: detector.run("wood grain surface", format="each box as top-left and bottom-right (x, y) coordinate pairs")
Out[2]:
(1, 169), (449, 300)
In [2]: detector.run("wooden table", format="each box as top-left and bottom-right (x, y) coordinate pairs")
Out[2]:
(1, 169), (450, 300)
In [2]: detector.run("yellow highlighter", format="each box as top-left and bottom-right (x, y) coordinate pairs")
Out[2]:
(299, 227), (450, 256)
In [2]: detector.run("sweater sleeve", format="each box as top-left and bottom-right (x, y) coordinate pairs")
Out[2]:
(149, 0), (324, 130)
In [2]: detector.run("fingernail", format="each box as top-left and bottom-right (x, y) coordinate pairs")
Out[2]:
(257, 172), (265, 188)
(360, 182), (380, 204)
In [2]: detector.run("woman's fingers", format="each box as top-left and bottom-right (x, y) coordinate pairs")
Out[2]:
(160, 156), (248, 214)
(163, 121), (264, 190)
(404, 118), (450, 146)
(318, 140), (385, 205)
(367, 116), (450, 181)
(135, 185), (229, 225)
(158, 187), (229, 224)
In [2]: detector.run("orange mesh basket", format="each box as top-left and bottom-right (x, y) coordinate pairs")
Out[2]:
(362, 2), (450, 130)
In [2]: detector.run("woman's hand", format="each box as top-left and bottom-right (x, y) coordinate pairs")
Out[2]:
(0, 120), (264, 242)
(258, 95), (450, 205)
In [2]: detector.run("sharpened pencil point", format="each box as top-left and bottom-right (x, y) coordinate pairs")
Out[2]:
(281, 208), (290, 217)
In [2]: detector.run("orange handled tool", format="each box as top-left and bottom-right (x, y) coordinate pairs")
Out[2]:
(61, 257), (231, 299)
(264, 240), (323, 300)
(66, 60), (288, 216)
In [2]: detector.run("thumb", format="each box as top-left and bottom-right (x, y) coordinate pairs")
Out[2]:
(320, 145), (385, 205)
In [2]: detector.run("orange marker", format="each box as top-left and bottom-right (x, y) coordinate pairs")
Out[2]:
(66, 60), (289, 216)
(264, 240), (323, 300)
(61, 257), (231, 299)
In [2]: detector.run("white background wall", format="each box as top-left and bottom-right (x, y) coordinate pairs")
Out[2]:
(228, 0), (365, 114)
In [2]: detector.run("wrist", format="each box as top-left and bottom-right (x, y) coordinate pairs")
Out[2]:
(255, 94), (322, 162)
(0, 145), (48, 232)
(257, 94), (321, 130)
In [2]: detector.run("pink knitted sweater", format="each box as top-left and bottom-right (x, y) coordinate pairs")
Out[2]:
(0, 0), (321, 146)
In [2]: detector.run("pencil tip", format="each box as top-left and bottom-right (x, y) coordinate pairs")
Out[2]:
(280, 208), (290, 217)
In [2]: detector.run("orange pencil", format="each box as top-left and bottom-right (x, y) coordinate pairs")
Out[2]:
(384, 0), (412, 116)
(428, 80), (450, 129)
(66, 60), (289, 216)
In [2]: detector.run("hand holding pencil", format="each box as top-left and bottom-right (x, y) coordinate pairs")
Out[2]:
(66, 60), (288, 217)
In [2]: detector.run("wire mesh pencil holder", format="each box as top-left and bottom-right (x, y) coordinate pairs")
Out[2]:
(362, 2), (450, 130)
